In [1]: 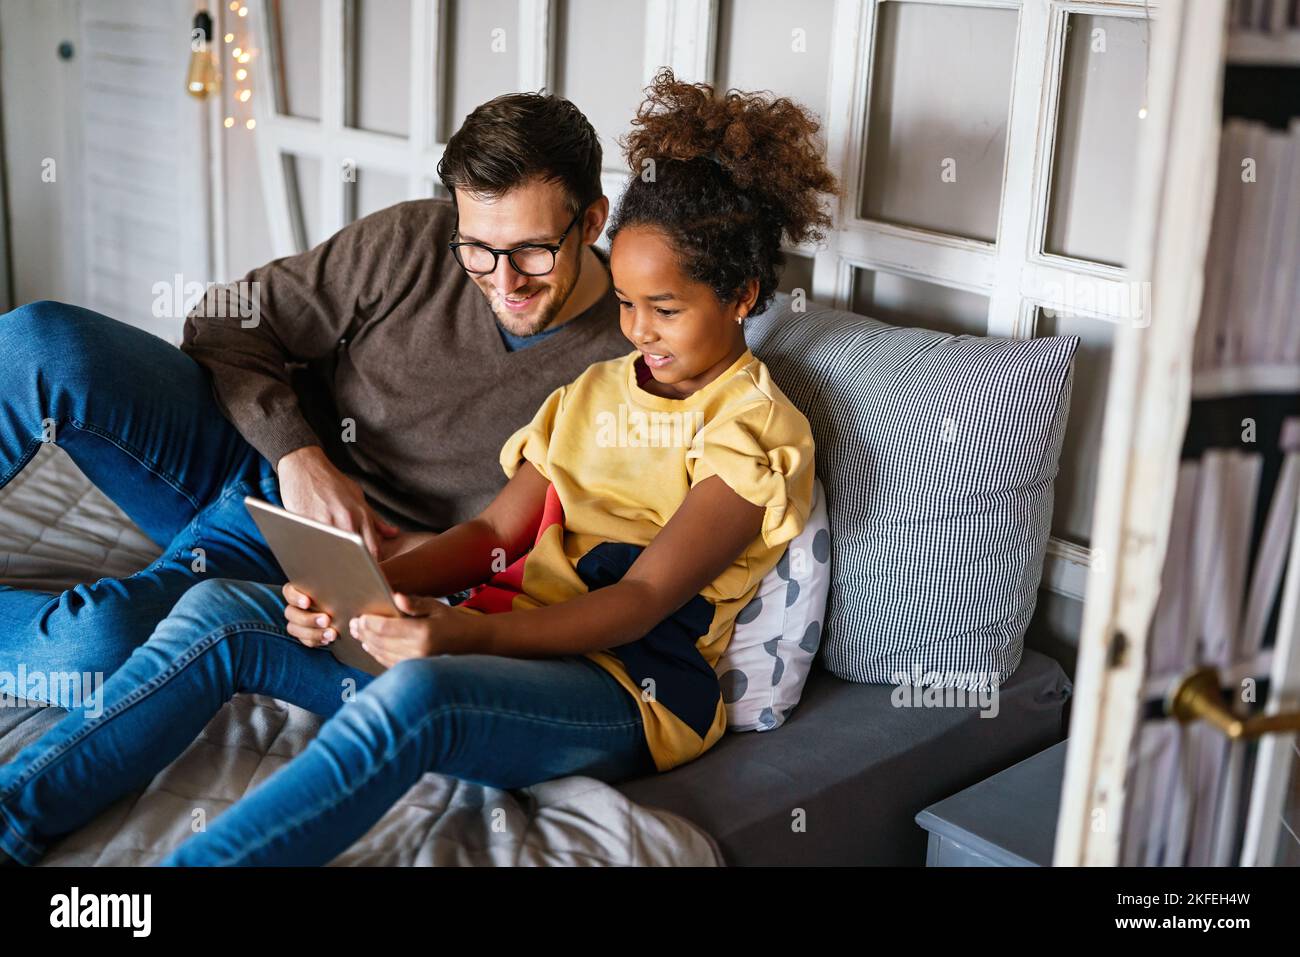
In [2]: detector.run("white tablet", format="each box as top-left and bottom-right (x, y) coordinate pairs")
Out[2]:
(245, 496), (399, 676)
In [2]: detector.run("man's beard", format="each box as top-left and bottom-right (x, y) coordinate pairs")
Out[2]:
(488, 255), (582, 337)
(492, 288), (561, 337)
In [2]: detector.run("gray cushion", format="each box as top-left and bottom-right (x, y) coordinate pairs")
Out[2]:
(616, 648), (1071, 865)
(744, 294), (1079, 687)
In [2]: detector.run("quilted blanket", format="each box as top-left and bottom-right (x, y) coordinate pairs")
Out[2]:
(0, 444), (722, 866)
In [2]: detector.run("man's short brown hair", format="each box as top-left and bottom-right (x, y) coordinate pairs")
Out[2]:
(437, 91), (603, 215)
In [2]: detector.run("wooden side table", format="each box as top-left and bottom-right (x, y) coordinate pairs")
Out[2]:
(915, 739), (1067, 866)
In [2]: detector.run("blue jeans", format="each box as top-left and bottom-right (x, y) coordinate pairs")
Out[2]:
(0, 301), (285, 687)
(0, 578), (656, 866)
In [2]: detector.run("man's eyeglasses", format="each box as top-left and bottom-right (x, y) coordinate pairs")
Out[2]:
(449, 207), (586, 277)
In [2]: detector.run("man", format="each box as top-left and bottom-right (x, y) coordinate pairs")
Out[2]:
(0, 91), (629, 684)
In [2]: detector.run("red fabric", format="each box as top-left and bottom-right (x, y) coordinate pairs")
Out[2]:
(460, 481), (566, 614)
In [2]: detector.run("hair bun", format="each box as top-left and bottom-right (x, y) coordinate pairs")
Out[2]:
(619, 67), (837, 247)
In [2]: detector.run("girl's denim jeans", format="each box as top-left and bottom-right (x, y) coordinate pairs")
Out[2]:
(0, 578), (656, 866)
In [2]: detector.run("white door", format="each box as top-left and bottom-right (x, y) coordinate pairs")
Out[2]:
(1055, 0), (1300, 866)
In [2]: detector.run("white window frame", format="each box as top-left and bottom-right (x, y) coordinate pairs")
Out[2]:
(808, 0), (1159, 603)
(1053, 0), (1228, 866)
(246, 0), (1151, 601)
(248, 0), (722, 255)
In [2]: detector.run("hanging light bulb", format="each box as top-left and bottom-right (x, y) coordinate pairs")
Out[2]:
(186, 10), (219, 99)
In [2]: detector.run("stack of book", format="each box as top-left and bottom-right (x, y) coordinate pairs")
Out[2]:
(1192, 117), (1300, 382)
(1122, 25), (1300, 864)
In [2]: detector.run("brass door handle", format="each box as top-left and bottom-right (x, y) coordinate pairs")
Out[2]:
(1167, 667), (1300, 739)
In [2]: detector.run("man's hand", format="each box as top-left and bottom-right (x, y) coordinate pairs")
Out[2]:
(349, 593), (476, 667)
(276, 445), (398, 559)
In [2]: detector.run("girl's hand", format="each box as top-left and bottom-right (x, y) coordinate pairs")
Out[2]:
(350, 592), (472, 667)
(282, 582), (339, 648)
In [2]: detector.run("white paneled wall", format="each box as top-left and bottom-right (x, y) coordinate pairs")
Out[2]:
(1, 0), (212, 339)
(0, 0), (83, 306)
(218, 0), (1158, 638)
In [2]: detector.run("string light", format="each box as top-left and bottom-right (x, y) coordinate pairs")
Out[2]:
(217, 3), (257, 134)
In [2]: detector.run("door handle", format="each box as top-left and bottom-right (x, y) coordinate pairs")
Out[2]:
(1167, 667), (1300, 739)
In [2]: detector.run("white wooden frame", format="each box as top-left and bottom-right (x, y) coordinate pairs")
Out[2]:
(1053, 0), (1228, 866)
(249, 0), (721, 258)
(251, 0), (448, 254)
(802, 0), (1158, 602)
(246, 0), (1149, 601)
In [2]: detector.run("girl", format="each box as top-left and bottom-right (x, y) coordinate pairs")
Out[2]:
(0, 69), (836, 866)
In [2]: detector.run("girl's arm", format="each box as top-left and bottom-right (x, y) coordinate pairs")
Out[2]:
(283, 463), (549, 648)
(378, 462), (552, 596)
(352, 474), (764, 664)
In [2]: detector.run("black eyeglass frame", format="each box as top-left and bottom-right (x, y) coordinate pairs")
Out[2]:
(448, 205), (588, 277)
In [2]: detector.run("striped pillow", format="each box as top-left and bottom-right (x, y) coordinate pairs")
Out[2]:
(744, 294), (1079, 688)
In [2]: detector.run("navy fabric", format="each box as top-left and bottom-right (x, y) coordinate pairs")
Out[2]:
(496, 318), (566, 351)
(576, 542), (720, 739)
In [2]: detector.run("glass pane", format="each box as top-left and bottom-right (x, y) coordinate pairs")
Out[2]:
(715, 0), (836, 127)
(1025, 590), (1082, 674)
(283, 152), (324, 250)
(859, 1), (1018, 242)
(1045, 14), (1146, 266)
(441, 0), (520, 142)
(346, 0), (411, 137)
(851, 267), (988, 335)
(270, 0), (321, 120)
(556, 0), (649, 170)
(777, 253), (815, 297)
(1035, 307), (1114, 547)
(349, 167), (410, 222)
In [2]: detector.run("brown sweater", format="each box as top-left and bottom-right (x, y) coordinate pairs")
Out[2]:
(181, 199), (631, 530)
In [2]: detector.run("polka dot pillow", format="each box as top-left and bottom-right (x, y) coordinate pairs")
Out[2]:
(718, 477), (831, 732)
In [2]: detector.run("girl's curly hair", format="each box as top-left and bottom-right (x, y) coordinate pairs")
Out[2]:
(607, 68), (838, 316)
